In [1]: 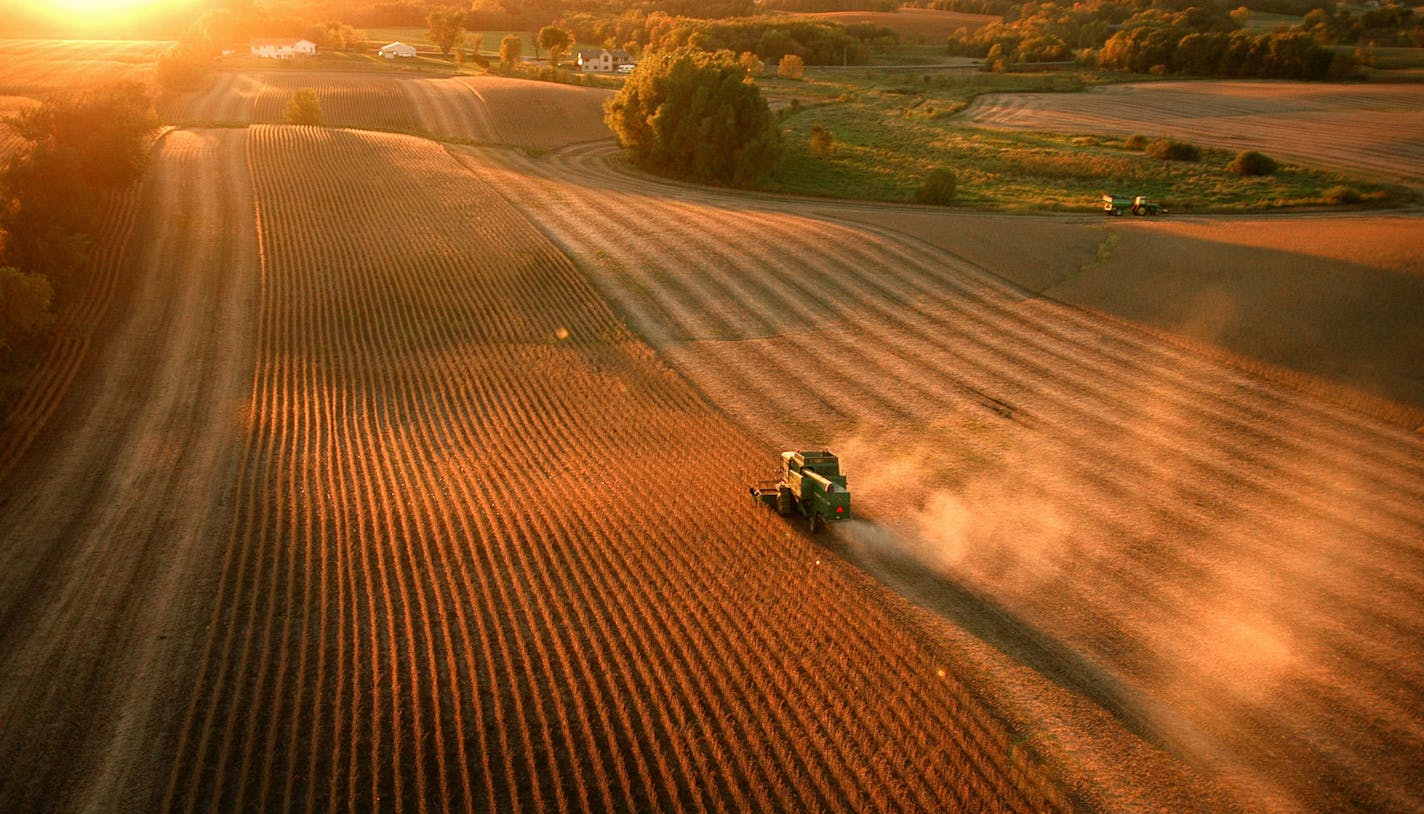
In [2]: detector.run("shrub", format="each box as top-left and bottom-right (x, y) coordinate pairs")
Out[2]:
(912, 168), (957, 205)
(1124, 134), (1150, 151)
(1145, 137), (1201, 162)
(1229, 150), (1278, 176)
(740, 51), (765, 76)
(809, 125), (833, 156)
(285, 89), (322, 126)
(1322, 185), (1362, 205)
(779, 53), (805, 79)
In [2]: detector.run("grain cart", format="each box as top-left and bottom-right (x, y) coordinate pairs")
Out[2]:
(1101, 194), (1164, 216)
(749, 450), (851, 533)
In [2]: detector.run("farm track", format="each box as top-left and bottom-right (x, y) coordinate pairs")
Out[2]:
(470, 141), (1424, 812)
(158, 125), (1070, 812)
(960, 81), (1424, 185)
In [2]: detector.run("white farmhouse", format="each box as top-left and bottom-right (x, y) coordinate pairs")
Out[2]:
(378, 41), (418, 59)
(576, 49), (634, 72)
(250, 38), (317, 59)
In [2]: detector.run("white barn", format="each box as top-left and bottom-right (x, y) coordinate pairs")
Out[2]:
(378, 41), (418, 59)
(250, 38), (317, 59)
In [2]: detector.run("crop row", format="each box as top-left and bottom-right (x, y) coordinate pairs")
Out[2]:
(477, 141), (1424, 811)
(160, 124), (1070, 812)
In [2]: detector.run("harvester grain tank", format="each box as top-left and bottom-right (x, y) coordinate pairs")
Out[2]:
(749, 450), (851, 532)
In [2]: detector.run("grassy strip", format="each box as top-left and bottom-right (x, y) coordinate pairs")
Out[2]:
(759, 69), (1399, 211)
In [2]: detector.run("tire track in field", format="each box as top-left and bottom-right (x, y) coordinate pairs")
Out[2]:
(474, 142), (1424, 812)
(160, 125), (1070, 813)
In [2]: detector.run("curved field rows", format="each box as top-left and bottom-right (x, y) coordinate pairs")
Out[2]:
(471, 142), (1424, 812)
(0, 182), (141, 483)
(252, 72), (422, 131)
(158, 71), (266, 124)
(0, 128), (259, 811)
(960, 81), (1424, 183)
(160, 124), (1070, 812)
(0, 39), (166, 95)
(159, 71), (611, 149)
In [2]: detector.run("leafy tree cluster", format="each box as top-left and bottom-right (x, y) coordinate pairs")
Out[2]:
(760, 0), (898, 11)
(1299, 3), (1424, 47)
(1099, 25), (1348, 77)
(647, 17), (894, 64)
(604, 47), (782, 186)
(0, 82), (156, 395)
(945, 0), (1355, 79)
(906, 0), (1018, 17)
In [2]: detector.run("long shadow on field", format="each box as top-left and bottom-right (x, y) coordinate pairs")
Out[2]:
(824, 520), (1170, 747)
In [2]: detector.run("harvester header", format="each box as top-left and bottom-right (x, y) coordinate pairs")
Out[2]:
(749, 450), (851, 532)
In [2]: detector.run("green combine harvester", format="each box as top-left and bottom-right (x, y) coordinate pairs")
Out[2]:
(750, 450), (851, 533)
(1101, 194), (1164, 216)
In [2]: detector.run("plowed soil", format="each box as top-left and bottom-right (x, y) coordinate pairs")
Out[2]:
(0, 38), (165, 95)
(5, 56), (1424, 814)
(0, 124), (1072, 812)
(162, 71), (613, 149)
(473, 141), (1424, 812)
(960, 80), (1424, 184)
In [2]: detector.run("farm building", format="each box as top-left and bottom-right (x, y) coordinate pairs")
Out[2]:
(378, 42), (418, 59)
(576, 49), (634, 72)
(249, 39), (317, 59)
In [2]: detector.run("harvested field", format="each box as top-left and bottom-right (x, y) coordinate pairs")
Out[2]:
(162, 72), (613, 149)
(834, 209), (1424, 429)
(0, 38), (166, 95)
(803, 8), (998, 39)
(472, 142), (1424, 812)
(0, 123), (1075, 811)
(0, 128), (260, 811)
(960, 80), (1424, 184)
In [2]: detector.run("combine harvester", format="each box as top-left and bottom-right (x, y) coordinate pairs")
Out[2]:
(750, 450), (851, 533)
(1101, 193), (1165, 216)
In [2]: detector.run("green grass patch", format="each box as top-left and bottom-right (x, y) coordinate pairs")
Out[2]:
(759, 70), (1396, 211)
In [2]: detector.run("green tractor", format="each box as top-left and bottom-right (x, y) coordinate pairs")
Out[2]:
(750, 450), (851, 533)
(1101, 194), (1164, 216)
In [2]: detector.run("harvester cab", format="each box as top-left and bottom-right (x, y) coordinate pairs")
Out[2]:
(749, 450), (851, 533)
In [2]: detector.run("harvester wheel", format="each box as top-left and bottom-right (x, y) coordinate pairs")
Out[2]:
(1112, 208), (1123, 216)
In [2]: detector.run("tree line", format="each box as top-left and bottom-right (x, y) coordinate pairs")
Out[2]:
(0, 84), (157, 400)
(946, 0), (1360, 79)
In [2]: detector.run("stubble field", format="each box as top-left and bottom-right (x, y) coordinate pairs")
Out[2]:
(2, 46), (1423, 814)
(961, 80), (1424, 185)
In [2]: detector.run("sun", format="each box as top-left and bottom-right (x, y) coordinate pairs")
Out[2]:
(48, 0), (157, 14)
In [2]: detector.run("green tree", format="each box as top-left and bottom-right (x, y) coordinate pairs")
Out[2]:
(604, 47), (782, 187)
(285, 89), (322, 125)
(739, 50), (764, 76)
(538, 25), (574, 66)
(0, 266), (54, 354)
(499, 33), (523, 69)
(2, 81), (156, 280)
(427, 8), (467, 56)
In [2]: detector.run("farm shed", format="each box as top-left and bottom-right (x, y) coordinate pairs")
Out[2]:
(576, 49), (634, 72)
(378, 42), (418, 59)
(250, 39), (317, 59)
